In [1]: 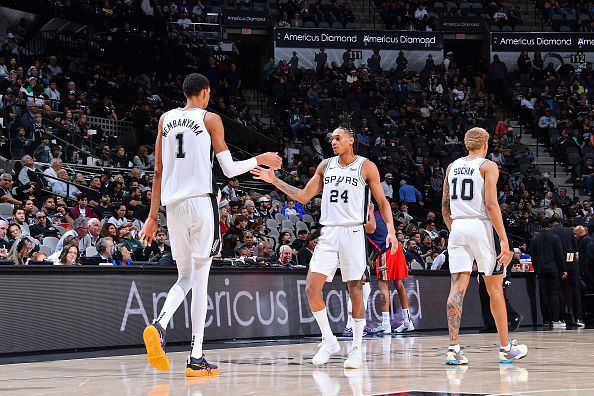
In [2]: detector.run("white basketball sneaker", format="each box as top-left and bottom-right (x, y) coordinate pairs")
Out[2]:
(344, 346), (363, 369)
(395, 321), (415, 333)
(380, 321), (392, 334)
(312, 337), (340, 366)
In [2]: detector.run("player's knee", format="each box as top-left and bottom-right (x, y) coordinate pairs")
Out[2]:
(305, 282), (320, 299)
(379, 292), (387, 306)
(175, 275), (192, 294)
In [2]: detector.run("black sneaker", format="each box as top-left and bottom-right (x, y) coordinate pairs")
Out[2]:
(509, 314), (523, 332)
(185, 355), (220, 377)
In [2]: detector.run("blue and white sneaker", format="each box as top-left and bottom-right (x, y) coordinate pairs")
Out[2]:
(342, 327), (353, 337)
(445, 347), (468, 365)
(363, 324), (382, 337)
(499, 339), (528, 363)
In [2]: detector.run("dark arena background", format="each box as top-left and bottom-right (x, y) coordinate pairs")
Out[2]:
(1, 0), (594, 395)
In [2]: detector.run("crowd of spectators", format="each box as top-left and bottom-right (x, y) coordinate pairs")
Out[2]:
(373, 0), (523, 32)
(274, 0), (356, 29)
(537, 0), (594, 32)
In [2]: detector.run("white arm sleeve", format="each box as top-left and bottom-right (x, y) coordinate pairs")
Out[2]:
(216, 150), (258, 178)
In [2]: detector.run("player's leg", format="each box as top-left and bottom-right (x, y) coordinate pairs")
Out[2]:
(394, 280), (415, 332)
(186, 257), (220, 376)
(307, 271), (341, 365)
(144, 257), (193, 371)
(345, 279), (365, 369)
(484, 275), (528, 363)
(184, 194), (222, 376)
(378, 280), (391, 333)
(144, 202), (193, 371)
(341, 226), (369, 368)
(476, 221), (527, 362)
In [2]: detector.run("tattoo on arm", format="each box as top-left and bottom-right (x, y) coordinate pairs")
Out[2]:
(447, 273), (466, 344)
(272, 178), (301, 200)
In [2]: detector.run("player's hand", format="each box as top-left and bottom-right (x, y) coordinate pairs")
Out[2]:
(140, 217), (158, 246)
(496, 241), (513, 266)
(256, 152), (283, 170)
(561, 271), (568, 280)
(386, 230), (397, 254)
(250, 166), (276, 184)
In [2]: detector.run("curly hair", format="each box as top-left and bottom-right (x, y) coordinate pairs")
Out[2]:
(464, 127), (489, 151)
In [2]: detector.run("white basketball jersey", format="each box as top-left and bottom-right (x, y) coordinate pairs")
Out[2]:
(320, 156), (369, 226)
(447, 156), (488, 220)
(160, 107), (214, 206)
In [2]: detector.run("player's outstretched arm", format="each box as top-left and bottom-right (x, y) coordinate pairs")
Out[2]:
(140, 114), (165, 246)
(251, 159), (327, 205)
(206, 112), (282, 176)
(441, 164), (452, 231)
(363, 160), (396, 252)
(482, 160), (513, 266)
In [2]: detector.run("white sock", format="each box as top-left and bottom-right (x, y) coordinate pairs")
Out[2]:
(313, 308), (335, 340)
(449, 344), (461, 353)
(346, 296), (354, 329)
(402, 308), (411, 324)
(382, 312), (390, 324)
(190, 258), (212, 359)
(362, 282), (371, 312)
(155, 259), (193, 328)
(352, 318), (366, 349)
(502, 342), (511, 351)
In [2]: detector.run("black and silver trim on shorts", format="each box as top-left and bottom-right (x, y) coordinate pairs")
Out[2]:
(208, 192), (221, 257)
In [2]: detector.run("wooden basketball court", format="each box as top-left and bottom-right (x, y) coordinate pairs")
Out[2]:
(2, 329), (593, 396)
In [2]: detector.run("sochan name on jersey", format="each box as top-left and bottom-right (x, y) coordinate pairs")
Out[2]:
(324, 175), (358, 186)
(452, 166), (475, 176)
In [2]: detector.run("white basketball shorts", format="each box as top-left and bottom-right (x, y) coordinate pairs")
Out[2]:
(166, 194), (221, 260)
(447, 218), (505, 276)
(309, 224), (367, 282)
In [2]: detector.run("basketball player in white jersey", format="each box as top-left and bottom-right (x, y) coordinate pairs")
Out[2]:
(139, 73), (281, 376)
(252, 125), (397, 369)
(442, 127), (527, 365)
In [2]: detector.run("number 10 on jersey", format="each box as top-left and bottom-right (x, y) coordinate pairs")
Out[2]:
(450, 177), (473, 201)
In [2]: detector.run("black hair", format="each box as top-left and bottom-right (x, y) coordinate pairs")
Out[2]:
(183, 73), (210, 97)
(337, 112), (356, 153)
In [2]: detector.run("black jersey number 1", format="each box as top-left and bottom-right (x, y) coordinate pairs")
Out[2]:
(175, 133), (185, 158)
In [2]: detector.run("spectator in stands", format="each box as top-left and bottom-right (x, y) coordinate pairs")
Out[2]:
(0, 173), (21, 206)
(56, 245), (80, 266)
(18, 155), (35, 186)
(100, 222), (118, 241)
(381, 173), (394, 200)
(144, 227), (171, 261)
(490, 55), (507, 104)
(33, 135), (52, 164)
(108, 204), (130, 228)
(222, 178), (239, 202)
(96, 237), (114, 262)
(94, 193), (114, 220)
(282, 199), (305, 218)
(0, 220), (8, 250)
(12, 206), (29, 236)
(255, 239), (274, 259)
(582, 158), (594, 195)
(405, 238), (425, 269)
(255, 196), (276, 220)
(52, 169), (81, 199)
(117, 224), (143, 259)
(277, 244), (296, 268)
(399, 180), (423, 205)
(112, 243), (133, 266)
(296, 231), (318, 267)
(43, 158), (62, 189)
(8, 236), (33, 265)
(55, 217), (91, 252)
(71, 194), (98, 220)
(291, 229), (309, 252)
(30, 209), (59, 240)
(133, 145), (153, 170)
